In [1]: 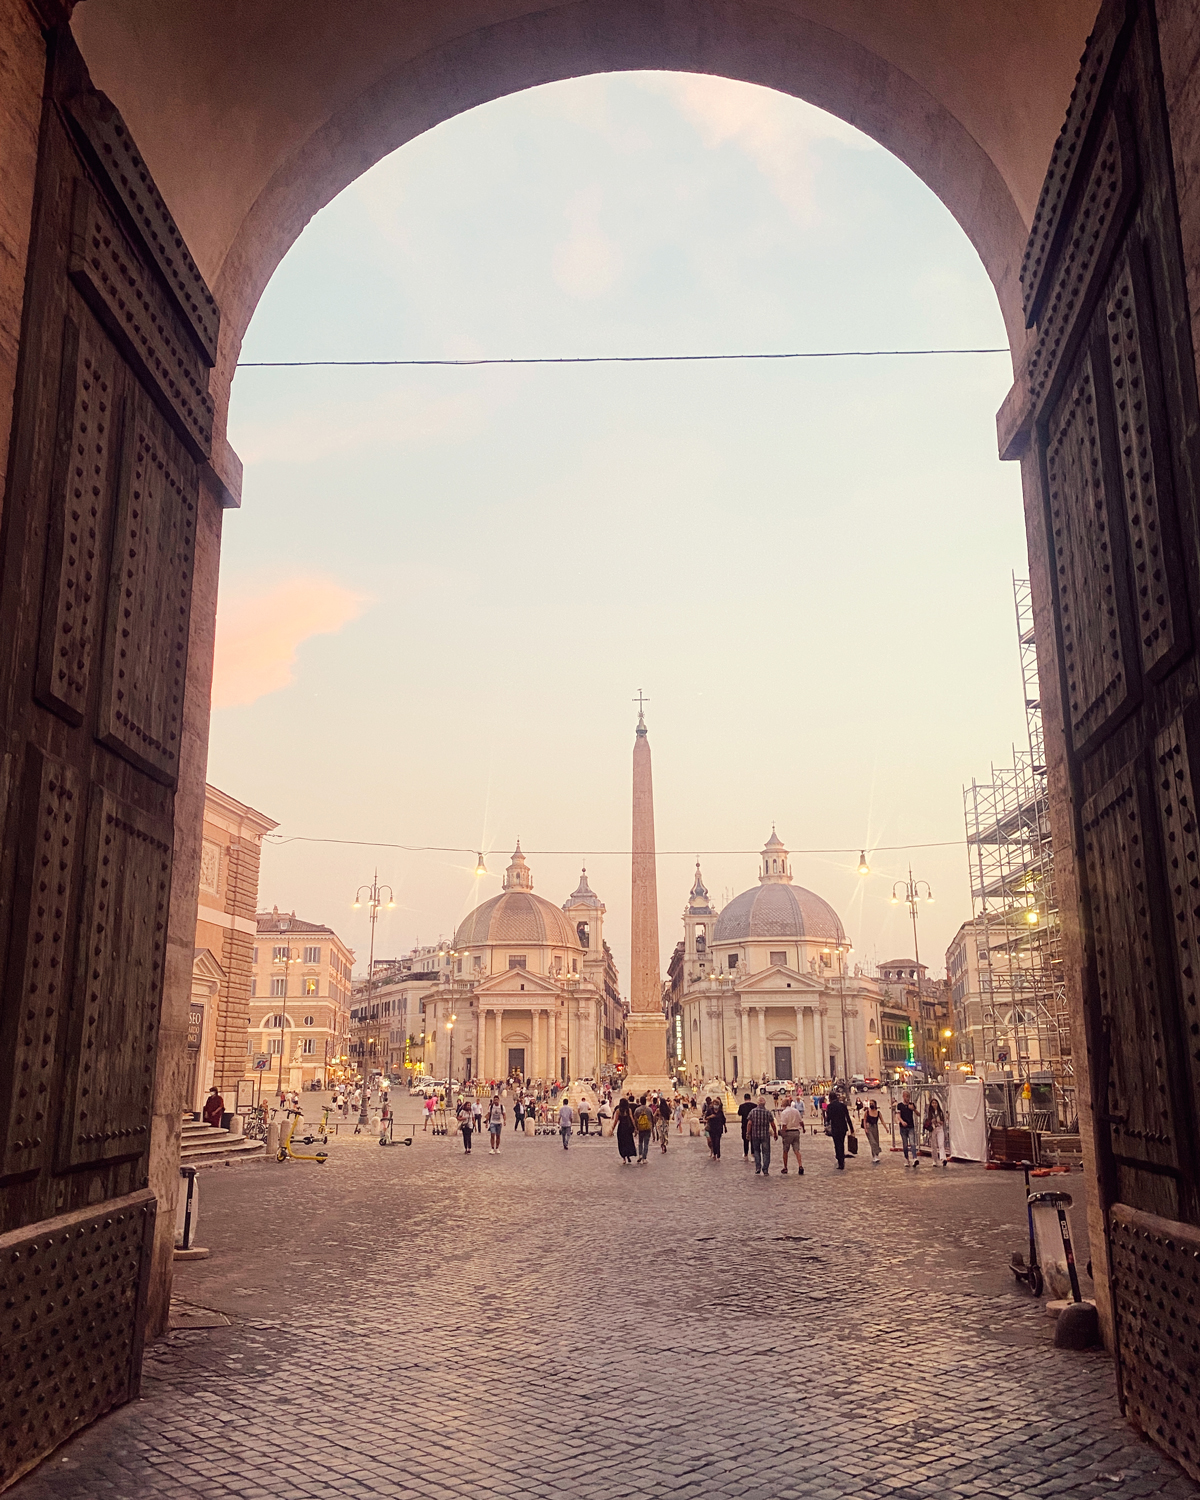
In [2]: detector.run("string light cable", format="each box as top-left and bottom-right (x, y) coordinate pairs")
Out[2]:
(263, 833), (968, 856)
(237, 347), (1008, 369)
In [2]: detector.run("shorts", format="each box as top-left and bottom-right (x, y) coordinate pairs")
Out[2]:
(782, 1129), (801, 1148)
(489, 1123), (502, 1135)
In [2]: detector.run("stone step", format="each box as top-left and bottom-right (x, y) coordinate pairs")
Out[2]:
(180, 1135), (265, 1164)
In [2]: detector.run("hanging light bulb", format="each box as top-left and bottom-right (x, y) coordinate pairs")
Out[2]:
(475, 852), (487, 877)
(386, 897), (396, 909)
(857, 850), (870, 877)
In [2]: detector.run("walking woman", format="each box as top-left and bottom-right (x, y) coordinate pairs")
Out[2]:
(456, 1097), (474, 1154)
(862, 1098), (883, 1165)
(706, 1099), (727, 1160)
(614, 1097), (637, 1165)
(925, 1095), (949, 1168)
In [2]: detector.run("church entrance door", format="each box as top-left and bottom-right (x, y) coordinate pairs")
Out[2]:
(774, 1047), (793, 1081)
(507, 1048), (525, 1079)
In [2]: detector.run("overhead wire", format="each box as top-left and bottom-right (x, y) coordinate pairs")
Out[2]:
(237, 347), (1008, 368)
(264, 834), (967, 855)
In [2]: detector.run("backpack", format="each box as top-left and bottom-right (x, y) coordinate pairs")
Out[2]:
(635, 1108), (653, 1131)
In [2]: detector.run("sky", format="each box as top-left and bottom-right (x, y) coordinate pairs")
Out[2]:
(210, 71), (1032, 983)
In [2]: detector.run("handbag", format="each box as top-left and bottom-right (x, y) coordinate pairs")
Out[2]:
(846, 1133), (859, 1155)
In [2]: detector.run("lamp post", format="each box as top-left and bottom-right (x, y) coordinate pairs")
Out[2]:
(274, 946), (301, 1102)
(445, 1012), (457, 1116)
(823, 945), (852, 1089)
(352, 872), (394, 1128)
(890, 866), (934, 1078)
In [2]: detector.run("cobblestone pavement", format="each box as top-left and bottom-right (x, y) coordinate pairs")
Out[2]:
(13, 1100), (1200, 1500)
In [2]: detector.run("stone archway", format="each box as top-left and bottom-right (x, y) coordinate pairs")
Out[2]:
(4, 0), (1200, 1485)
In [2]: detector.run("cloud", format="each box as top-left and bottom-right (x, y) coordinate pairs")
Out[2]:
(552, 185), (622, 297)
(645, 74), (877, 220)
(212, 576), (371, 708)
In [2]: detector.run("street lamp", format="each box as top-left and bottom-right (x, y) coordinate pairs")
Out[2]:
(445, 1012), (457, 1115)
(353, 872), (394, 1128)
(890, 866), (934, 1077)
(823, 945), (852, 1089)
(274, 946), (302, 1102)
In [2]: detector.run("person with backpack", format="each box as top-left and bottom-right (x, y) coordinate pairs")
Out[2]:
(486, 1094), (505, 1153)
(895, 1091), (919, 1167)
(634, 1095), (655, 1163)
(656, 1093), (671, 1153)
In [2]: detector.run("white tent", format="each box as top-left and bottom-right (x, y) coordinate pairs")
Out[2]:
(949, 1078), (988, 1160)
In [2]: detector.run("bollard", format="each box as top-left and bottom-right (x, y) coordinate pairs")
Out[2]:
(266, 1122), (280, 1157)
(227, 1113), (244, 1138)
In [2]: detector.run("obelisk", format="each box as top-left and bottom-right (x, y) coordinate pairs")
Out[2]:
(624, 692), (670, 1092)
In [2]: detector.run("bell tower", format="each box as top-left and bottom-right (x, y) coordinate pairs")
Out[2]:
(683, 862), (718, 984)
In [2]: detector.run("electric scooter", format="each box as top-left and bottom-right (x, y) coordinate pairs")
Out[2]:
(298, 1106), (331, 1146)
(277, 1106), (329, 1164)
(1010, 1163), (1082, 1300)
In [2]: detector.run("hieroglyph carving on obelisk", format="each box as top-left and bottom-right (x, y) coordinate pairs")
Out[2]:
(626, 692), (669, 1087)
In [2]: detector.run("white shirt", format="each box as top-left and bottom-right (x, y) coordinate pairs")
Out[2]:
(558, 1104), (574, 1127)
(779, 1105), (802, 1131)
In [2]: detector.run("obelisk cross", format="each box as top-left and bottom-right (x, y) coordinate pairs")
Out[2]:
(634, 688), (649, 729)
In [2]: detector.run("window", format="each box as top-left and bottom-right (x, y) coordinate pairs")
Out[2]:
(473, 955), (482, 972)
(267, 1014), (285, 1029)
(572, 958), (578, 974)
(577, 920), (590, 949)
(508, 956), (527, 970)
(268, 1039), (283, 1055)
(728, 953), (738, 971)
(252, 946), (259, 964)
(456, 959), (462, 975)
(272, 945), (289, 962)
(271, 977), (285, 998)
(301, 1038), (315, 1055)
(770, 951), (787, 967)
(199, 838), (221, 892)
(303, 1014), (314, 1026)
(249, 977), (257, 997)
(246, 1039), (254, 1056)
(304, 977), (318, 996)
(303, 945), (321, 964)
(695, 924), (706, 954)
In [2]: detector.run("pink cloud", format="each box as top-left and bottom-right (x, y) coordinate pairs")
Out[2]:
(212, 576), (370, 708)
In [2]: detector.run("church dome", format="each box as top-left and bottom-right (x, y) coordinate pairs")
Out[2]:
(712, 883), (845, 945)
(452, 843), (580, 951)
(711, 829), (846, 945)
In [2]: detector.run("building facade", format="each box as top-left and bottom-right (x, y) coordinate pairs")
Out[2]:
(419, 845), (623, 1084)
(249, 909), (355, 1092)
(671, 832), (882, 1086)
(190, 786), (277, 1111)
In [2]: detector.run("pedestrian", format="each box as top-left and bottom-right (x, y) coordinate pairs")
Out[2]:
(558, 1096), (574, 1150)
(579, 1098), (591, 1136)
(615, 1098), (637, 1165)
(472, 1096), (483, 1134)
(826, 1089), (854, 1170)
(706, 1099), (727, 1159)
(863, 1098), (883, 1165)
(673, 1097), (685, 1134)
(456, 1098), (474, 1153)
(656, 1094), (671, 1153)
(925, 1096), (949, 1168)
(634, 1095), (655, 1164)
(737, 1091), (755, 1160)
(423, 1094), (436, 1132)
(777, 1096), (805, 1175)
(795, 1093), (807, 1133)
(746, 1095), (777, 1175)
(513, 1096), (525, 1133)
(487, 1093), (505, 1153)
(202, 1087), (224, 1128)
(895, 1091), (919, 1167)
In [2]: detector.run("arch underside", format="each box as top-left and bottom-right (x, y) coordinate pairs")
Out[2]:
(72, 0), (1098, 456)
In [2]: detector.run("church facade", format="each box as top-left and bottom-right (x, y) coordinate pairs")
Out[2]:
(669, 832), (883, 1087)
(424, 845), (624, 1083)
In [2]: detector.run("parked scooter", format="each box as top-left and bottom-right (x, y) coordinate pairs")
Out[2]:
(1010, 1163), (1082, 1300)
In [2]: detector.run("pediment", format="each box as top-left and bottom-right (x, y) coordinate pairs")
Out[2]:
(735, 965), (823, 994)
(192, 947), (225, 982)
(475, 968), (561, 997)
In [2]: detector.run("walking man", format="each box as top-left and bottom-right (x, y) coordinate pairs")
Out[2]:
(826, 1089), (854, 1170)
(738, 1092), (755, 1160)
(778, 1096), (805, 1175)
(746, 1095), (777, 1175)
(487, 1094), (505, 1153)
(634, 1095), (655, 1164)
(895, 1091), (919, 1167)
(579, 1098), (591, 1136)
(472, 1096), (483, 1134)
(558, 1096), (575, 1149)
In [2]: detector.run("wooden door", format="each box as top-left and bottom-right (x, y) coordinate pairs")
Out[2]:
(0, 27), (216, 1487)
(1018, 0), (1200, 1477)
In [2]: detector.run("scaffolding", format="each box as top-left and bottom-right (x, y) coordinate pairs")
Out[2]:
(961, 577), (1075, 1131)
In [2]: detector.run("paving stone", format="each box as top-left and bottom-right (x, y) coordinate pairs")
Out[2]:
(6, 1112), (1199, 1500)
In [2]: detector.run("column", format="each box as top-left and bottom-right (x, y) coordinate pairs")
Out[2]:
(819, 1008), (830, 1078)
(475, 1006), (484, 1082)
(757, 1006), (768, 1081)
(738, 1008), (749, 1083)
(531, 1008), (541, 1080)
(795, 1007), (804, 1080)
